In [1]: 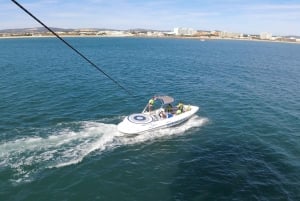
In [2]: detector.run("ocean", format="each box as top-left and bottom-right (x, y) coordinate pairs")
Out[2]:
(0, 37), (299, 201)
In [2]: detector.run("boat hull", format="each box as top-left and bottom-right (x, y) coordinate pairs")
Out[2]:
(117, 105), (199, 134)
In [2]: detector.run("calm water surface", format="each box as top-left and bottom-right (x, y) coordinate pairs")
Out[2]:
(0, 37), (300, 200)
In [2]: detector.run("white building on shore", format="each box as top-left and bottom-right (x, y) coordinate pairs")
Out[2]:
(174, 27), (196, 36)
(260, 32), (272, 40)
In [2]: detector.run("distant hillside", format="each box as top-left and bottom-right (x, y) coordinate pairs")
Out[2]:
(0, 27), (73, 33)
(0, 27), (117, 33)
(0, 27), (170, 34)
(285, 35), (300, 39)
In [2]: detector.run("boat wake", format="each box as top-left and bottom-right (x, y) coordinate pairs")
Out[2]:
(0, 115), (208, 184)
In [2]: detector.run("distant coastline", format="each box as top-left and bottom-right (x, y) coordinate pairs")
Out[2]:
(1, 27), (300, 45)
(0, 27), (300, 43)
(1, 34), (300, 45)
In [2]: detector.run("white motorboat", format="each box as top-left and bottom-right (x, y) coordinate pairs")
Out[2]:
(117, 95), (199, 134)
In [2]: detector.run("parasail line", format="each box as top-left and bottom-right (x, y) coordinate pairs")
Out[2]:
(11, 0), (133, 96)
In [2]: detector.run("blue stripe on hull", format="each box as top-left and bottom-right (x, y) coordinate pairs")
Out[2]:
(137, 115), (193, 134)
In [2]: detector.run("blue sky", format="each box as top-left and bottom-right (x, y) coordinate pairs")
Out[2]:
(1, 0), (300, 35)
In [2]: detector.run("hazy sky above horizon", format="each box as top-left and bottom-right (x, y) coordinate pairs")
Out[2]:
(1, 0), (300, 35)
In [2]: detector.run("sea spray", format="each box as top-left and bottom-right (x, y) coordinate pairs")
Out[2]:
(0, 115), (207, 184)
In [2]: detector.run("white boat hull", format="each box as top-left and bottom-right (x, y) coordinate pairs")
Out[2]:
(117, 105), (199, 134)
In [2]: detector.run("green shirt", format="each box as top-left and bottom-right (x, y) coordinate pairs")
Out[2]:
(149, 98), (154, 105)
(177, 103), (183, 111)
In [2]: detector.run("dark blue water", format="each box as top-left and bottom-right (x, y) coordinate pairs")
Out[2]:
(0, 37), (300, 200)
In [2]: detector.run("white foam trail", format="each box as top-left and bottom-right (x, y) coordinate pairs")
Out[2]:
(0, 122), (118, 183)
(0, 115), (208, 184)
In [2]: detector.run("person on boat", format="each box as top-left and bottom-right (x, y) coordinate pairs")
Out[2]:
(166, 104), (173, 113)
(148, 96), (155, 112)
(176, 101), (184, 115)
(159, 110), (166, 118)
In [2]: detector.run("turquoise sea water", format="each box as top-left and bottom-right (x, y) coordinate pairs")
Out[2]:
(0, 37), (300, 200)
